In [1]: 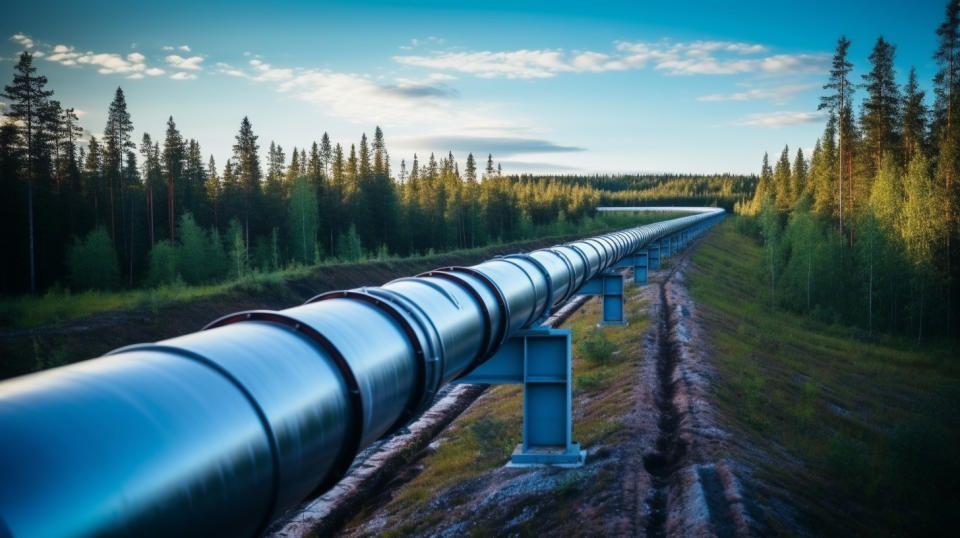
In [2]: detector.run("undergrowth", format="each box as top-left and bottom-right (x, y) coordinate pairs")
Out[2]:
(688, 218), (959, 536)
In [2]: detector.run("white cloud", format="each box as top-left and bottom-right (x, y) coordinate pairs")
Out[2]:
(165, 54), (203, 70)
(247, 59), (293, 81)
(11, 33), (33, 49)
(395, 40), (827, 79)
(179, 45), (191, 52)
(217, 58), (518, 133)
(78, 52), (146, 74)
(163, 45), (174, 51)
(44, 43), (170, 77)
(698, 83), (818, 102)
(731, 111), (826, 128)
(170, 71), (197, 80)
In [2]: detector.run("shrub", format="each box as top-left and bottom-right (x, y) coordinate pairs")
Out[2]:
(67, 226), (121, 290)
(147, 241), (179, 286)
(577, 327), (616, 364)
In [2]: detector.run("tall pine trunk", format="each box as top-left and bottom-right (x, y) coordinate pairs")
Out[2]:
(27, 178), (35, 294)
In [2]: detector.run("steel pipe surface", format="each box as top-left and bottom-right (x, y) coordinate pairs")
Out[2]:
(0, 208), (724, 537)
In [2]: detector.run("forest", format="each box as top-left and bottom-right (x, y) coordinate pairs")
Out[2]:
(0, 56), (751, 296)
(737, 0), (960, 339)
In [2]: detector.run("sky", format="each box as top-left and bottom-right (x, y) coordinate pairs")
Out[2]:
(0, 0), (950, 175)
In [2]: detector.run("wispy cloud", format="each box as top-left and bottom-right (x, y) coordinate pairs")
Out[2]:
(165, 54), (203, 70)
(163, 44), (191, 52)
(10, 33), (33, 49)
(731, 110), (826, 128)
(698, 83), (818, 103)
(394, 40), (828, 79)
(170, 72), (197, 81)
(396, 135), (584, 156)
(29, 37), (166, 79)
(399, 36), (446, 51)
(215, 58), (502, 130)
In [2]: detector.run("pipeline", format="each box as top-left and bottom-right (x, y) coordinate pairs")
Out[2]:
(0, 208), (724, 538)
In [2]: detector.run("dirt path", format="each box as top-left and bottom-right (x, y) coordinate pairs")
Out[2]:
(640, 249), (753, 537)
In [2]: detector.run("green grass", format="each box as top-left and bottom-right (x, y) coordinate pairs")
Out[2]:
(688, 219), (960, 536)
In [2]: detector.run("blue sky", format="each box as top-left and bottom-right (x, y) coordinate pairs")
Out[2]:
(1, 0), (948, 174)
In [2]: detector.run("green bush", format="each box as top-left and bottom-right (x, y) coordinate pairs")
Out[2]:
(577, 327), (616, 364)
(147, 241), (179, 286)
(67, 226), (121, 291)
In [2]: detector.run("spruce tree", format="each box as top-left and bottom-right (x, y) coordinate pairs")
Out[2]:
(162, 116), (185, 243)
(819, 37), (855, 238)
(901, 67), (929, 165)
(2, 52), (54, 293)
(232, 116), (261, 252)
(103, 87), (134, 241)
(861, 37), (900, 175)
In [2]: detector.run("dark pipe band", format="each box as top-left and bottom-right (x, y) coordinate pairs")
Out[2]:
(203, 310), (363, 494)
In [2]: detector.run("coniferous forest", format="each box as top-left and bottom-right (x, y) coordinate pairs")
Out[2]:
(737, 1), (960, 339)
(0, 52), (751, 298)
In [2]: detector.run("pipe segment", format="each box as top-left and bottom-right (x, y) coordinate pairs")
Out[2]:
(0, 208), (724, 538)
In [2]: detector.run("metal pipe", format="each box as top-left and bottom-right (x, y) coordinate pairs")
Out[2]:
(0, 208), (724, 538)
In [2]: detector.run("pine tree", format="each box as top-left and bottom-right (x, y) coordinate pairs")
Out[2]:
(861, 37), (900, 176)
(205, 156), (221, 228)
(791, 147), (808, 203)
(465, 153), (477, 183)
(774, 145), (792, 210)
(933, 0), (960, 132)
(232, 116), (261, 252)
(140, 133), (161, 245)
(162, 116), (185, 243)
(103, 87), (134, 241)
(2, 52), (54, 293)
(485, 154), (495, 179)
(812, 117), (839, 217)
(902, 67), (929, 166)
(319, 132), (332, 177)
(820, 36), (855, 239)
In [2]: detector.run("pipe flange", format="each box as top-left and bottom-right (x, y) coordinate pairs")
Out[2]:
(305, 290), (432, 434)
(201, 310), (364, 496)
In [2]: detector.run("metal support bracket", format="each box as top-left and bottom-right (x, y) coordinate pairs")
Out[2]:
(648, 241), (661, 271)
(455, 326), (584, 466)
(576, 270), (626, 325)
(614, 251), (648, 285)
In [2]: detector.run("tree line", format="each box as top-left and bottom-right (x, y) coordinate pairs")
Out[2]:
(738, 0), (960, 339)
(0, 54), (751, 295)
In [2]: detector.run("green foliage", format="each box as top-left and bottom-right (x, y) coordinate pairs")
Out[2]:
(146, 241), (179, 286)
(67, 226), (121, 291)
(336, 223), (364, 262)
(177, 213), (211, 285)
(227, 219), (247, 279)
(287, 176), (319, 265)
(576, 327), (616, 364)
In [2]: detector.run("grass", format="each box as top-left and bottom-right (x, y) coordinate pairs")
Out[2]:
(0, 211), (686, 330)
(687, 218), (960, 536)
(345, 286), (653, 534)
